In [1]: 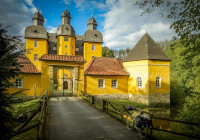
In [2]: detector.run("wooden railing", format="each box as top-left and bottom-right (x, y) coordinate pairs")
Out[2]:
(11, 90), (48, 140)
(82, 93), (200, 139)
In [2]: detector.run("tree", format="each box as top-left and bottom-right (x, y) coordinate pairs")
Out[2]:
(135, 0), (200, 40)
(102, 46), (114, 58)
(0, 24), (22, 139)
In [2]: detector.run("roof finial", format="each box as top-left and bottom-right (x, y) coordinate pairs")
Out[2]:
(38, 4), (39, 11)
(65, 0), (67, 9)
(91, 9), (93, 18)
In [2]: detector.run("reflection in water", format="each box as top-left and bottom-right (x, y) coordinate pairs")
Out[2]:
(144, 108), (171, 130)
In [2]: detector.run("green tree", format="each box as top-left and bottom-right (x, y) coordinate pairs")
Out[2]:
(0, 24), (22, 139)
(135, 0), (200, 40)
(102, 46), (114, 58)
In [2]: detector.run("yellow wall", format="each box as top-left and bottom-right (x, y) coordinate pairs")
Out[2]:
(123, 60), (170, 96)
(57, 36), (75, 56)
(26, 38), (48, 71)
(85, 75), (128, 95)
(83, 42), (102, 66)
(123, 60), (149, 95)
(148, 60), (170, 95)
(40, 60), (84, 96)
(7, 74), (41, 96)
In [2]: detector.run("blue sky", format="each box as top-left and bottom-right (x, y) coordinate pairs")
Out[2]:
(0, 0), (176, 49)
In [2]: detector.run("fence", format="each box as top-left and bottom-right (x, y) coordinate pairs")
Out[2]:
(82, 93), (200, 139)
(11, 90), (48, 140)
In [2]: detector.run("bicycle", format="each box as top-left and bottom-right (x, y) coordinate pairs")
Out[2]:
(123, 106), (152, 138)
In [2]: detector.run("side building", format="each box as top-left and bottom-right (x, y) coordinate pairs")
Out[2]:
(123, 33), (170, 106)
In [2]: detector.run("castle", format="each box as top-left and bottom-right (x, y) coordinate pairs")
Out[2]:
(7, 8), (170, 106)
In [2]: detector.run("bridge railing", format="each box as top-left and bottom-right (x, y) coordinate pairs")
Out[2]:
(81, 92), (200, 139)
(11, 90), (48, 140)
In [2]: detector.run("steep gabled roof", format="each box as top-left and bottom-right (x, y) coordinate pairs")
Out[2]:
(39, 54), (86, 63)
(124, 33), (170, 61)
(18, 55), (40, 74)
(84, 57), (129, 76)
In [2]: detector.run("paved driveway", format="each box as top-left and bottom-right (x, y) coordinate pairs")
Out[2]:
(48, 97), (143, 140)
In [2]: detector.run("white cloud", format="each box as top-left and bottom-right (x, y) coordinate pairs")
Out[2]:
(102, 0), (176, 49)
(47, 26), (57, 33)
(0, 0), (39, 42)
(25, 0), (37, 14)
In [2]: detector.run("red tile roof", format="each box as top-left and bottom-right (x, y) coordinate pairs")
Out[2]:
(39, 54), (86, 63)
(18, 55), (40, 74)
(84, 57), (129, 76)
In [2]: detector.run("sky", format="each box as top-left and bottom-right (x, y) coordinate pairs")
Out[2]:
(0, 0), (176, 50)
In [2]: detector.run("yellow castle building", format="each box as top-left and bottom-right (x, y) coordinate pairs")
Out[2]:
(7, 8), (170, 106)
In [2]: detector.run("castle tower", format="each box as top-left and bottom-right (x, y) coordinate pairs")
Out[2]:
(25, 10), (48, 71)
(123, 33), (170, 106)
(56, 8), (76, 56)
(83, 16), (103, 66)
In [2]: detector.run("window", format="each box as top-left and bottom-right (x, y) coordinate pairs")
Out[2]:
(34, 41), (38, 47)
(111, 79), (118, 88)
(14, 78), (23, 88)
(92, 45), (95, 51)
(64, 37), (68, 41)
(72, 46), (73, 50)
(72, 39), (74, 42)
(137, 77), (142, 88)
(75, 48), (79, 51)
(34, 54), (38, 61)
(65, 45), (68, 49)
(98, 79), (105, 89)
(65, 53), (68, 56)
(156, 77), (161, 88)
(53, 47), (57, 50)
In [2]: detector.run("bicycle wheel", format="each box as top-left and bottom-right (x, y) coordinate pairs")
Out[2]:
(136, 127), (147, 138)
(126, 119), (134, 131)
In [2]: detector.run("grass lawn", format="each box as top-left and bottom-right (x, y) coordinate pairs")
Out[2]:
(9, 99), (40, 140)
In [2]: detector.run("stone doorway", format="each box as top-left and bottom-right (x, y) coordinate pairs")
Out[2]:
(63, 81), (68, 89)
(49, 65), (78, 96)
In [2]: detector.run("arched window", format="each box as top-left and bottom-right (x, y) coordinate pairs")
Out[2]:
(156, 77), (161, 88)
(34, 54), (38, 61)
(137, 77), (142, 88)
(92, 45), (95, 51)
(34, 41), (38, 47)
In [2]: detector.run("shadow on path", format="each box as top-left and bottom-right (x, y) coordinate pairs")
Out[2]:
(47, 97), (144, 140)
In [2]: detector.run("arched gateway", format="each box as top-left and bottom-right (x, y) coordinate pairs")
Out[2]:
(39, 54), (85, 96)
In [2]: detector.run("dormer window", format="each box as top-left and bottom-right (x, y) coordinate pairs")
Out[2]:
(34, 41), (38, 47)
(65, 27), (69, 31)
(94, 34), (97, 38)
(34, 30), (38, 33)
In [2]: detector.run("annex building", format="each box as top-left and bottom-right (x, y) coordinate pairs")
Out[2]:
(7, 8), (171, 106)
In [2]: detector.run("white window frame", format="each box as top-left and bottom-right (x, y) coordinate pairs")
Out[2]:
(34, 54), (38, 61)
(111, 79), (118, 88)
(98, 79), (105, 89)
(65, 53), (68, 56)
(14, 78), (23, 88)
(137, 77), (142, 88)
(156, 76), (161, 88)
(92, 45), (95, 51)
(34, 41), (38, 47)
(75, 48), (79, 51)
(53, 47), (57, 50)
